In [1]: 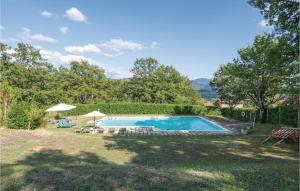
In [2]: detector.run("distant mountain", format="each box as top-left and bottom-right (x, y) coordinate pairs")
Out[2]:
(191, 78), (218, 100)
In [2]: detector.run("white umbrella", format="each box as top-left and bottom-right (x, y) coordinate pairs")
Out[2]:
(82, 111), (106, 127)
(46, 103), (76, 112)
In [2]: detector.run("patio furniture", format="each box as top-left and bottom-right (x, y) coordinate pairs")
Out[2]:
(263, 127), (299, 144)
(57, 119), (77, 128)
(74, 128), (82, 133)
(82, 111), (106, 128)
(97, 128), (104, 133)
(104, 127), (116, 134)
(118, 128), (127, 135)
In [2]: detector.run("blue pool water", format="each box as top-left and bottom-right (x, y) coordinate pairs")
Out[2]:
(99, 116), (228, 131)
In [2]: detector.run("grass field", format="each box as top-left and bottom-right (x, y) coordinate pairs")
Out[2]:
(0, 119), (299, 191)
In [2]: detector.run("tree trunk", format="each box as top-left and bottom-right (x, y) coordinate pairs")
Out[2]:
(258, 93), (267, 123)
(3, 97), (8, 122)
(259, 107), (267, 123)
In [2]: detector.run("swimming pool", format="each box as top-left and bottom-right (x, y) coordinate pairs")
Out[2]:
(98, 116), (229, 131)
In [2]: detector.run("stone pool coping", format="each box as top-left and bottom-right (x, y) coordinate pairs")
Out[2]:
(101, 115), (245, 135)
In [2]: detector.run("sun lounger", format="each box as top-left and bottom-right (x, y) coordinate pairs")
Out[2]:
(97, 128), (104, 133)
(118, 128), (126, 135)
(57, 119), (77, 128)
(105, 127), (115, 134)
(74, 128), (82, 133)
(263, 127), (299, 144)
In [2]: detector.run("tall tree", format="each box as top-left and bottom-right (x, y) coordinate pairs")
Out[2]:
(210, 63), (243, 108)
(128, 58), (202, 104)
(212, 34), (298, 123)
(0, 80), (14, 125)
(58, 60), (107, 103)
(249, 0), (299, 35)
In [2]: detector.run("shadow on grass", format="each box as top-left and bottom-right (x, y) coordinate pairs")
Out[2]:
(1, 136), (299, 190)
(1, 149), (227, 191)
(103, 135), (299, 190)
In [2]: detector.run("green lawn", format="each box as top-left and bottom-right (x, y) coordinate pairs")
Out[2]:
(0, 121), (299, 191)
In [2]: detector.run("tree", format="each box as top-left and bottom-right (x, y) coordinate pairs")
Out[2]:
(58, 60), (107, 103)
(211, 34), (298, 123)
(128, 58), (202, 104)
(248, 0), (299, 35)
(0, 80), (14, 125)
(0, 43), (58, 105)
(210, 63), (243, 108)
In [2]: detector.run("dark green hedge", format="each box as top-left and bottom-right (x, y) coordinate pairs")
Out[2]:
(221, 106), (298, 127)
(62, 102), (221, 116)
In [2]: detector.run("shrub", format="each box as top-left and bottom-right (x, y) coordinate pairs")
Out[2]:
(7, 104), (29, 129)
(7, 102), (45, 129)
(61, 102), (221, 116)
(220, 106), (298, 127)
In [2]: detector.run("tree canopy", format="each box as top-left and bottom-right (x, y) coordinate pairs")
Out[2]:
(212, 34), (298, 122)
(0, 42), (203, 115)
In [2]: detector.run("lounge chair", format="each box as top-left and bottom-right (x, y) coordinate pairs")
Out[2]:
(97, 128), (104, 133)
(74, 128), (82, 133)
(263, 127), (299, 144)
(117, 128), (126, 135)
(57, 119), (77, 128)
(104, 127), (115, 134)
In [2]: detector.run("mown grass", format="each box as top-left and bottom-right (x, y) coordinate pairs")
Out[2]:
(0, 121), (299, 191)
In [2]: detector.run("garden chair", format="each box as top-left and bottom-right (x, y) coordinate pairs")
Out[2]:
(262, 127), (299, 145)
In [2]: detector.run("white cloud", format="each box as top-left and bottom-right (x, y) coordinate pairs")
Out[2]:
(6, 48), (16, 55)
(19, 28), (58, 43)
(259, 19), (272, 28)
(102, 39), (143, 51)
(31, 34), (58, 43)
(60, 26), (68, 34)
(40, 49), (95, 67)
(105, 67), (132, 79)
(39, 47), (130, 78)
(100, 39), (143, 57)
(65, 7), (87, 22)
(0, 25), (5, 31)
(41, 10), (53, 17)
(64, 44), (101, 54)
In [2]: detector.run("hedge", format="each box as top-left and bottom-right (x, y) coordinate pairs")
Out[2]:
(61, 102), (221, 116)
(221, 106), (298, 127)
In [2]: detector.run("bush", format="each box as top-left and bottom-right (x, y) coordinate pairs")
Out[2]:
(220, 108), (257, 122)
(221, 106), (298, 127)
(7, 102), (45, 129)
(61, 102), (221, 116)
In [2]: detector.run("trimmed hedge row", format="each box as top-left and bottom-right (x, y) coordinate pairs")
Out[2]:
(221, 106), (298, 127)
(62, 102), (221, 116)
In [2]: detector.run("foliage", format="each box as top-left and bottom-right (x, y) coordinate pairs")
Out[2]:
(128, 58), (202, 104)
(248, 0), (300, 111)
(7, 102), (45, 129)
(248, 0), (299, 38)
(210, 64), (243, 108)
(62, 102), (220, 116)
(0, 44), (202, 106)
(0, 80), (14, 125)
(221, 106), (298, 127)
(211, 34), (299, 123)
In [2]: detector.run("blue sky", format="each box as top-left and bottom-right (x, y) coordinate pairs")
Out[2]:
(0, 0), (271, 79)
